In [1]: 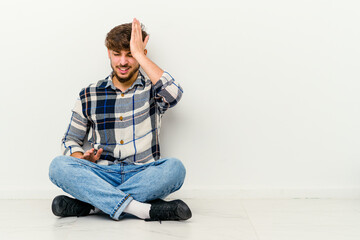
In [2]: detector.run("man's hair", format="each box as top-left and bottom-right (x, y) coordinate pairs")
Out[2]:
(105, 22), (148, 52)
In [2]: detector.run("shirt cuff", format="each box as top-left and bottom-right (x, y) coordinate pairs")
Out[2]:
(63, 146), (85, 156)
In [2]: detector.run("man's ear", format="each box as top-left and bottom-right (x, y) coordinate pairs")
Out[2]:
(144, 49), (147, 56)
(107, 49), (111, 58)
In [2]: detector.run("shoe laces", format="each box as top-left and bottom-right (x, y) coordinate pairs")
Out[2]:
(151, 202), (178, 221)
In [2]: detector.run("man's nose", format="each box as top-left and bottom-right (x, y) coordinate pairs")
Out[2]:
(119, 56), (128, 66)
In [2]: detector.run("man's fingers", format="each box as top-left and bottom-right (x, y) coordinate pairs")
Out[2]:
(131, 18), (148, 57)
(133, 18), (142, 39)
(131, 19), (135, 39)
(86, 150), (92, 157)
(95, 148), (103, 160)
(83, 148), (94, 158)
(82, 153), (90, 160)
(132, 19), (139, 35)
(134, 18), (139, 29)
(144, 35), (149, 47)
(85, 148), (93, 154)
(135, 19), (147, 46)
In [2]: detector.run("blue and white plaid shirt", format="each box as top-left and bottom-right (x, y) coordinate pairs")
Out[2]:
(61, 70), (183, 165)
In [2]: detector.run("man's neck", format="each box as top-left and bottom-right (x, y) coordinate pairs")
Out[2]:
(112, 70), (139, 92)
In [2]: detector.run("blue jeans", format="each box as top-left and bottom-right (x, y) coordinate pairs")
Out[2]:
(48, 156), (186, 220)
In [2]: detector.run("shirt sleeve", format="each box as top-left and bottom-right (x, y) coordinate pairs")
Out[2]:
(61, 93), (89, 156)
(153, 71), (183, 114)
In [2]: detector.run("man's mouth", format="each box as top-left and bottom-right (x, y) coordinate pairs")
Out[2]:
(117, 67), (130, 74)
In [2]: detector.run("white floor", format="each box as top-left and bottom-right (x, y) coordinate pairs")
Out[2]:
(0, 198), (360, 240)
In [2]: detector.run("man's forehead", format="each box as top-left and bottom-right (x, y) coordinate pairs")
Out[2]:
(112, 49), (130, 54)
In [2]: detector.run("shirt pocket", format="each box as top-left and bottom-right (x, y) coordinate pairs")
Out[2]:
(89, 112), (117, 144)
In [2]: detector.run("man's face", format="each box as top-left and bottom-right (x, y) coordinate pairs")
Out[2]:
(108, 49), (140, 83)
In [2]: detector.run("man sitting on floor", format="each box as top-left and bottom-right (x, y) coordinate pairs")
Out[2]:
(48, 18), (191, 222)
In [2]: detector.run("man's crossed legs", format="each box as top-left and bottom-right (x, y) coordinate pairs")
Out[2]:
(48, 156), (191, 221)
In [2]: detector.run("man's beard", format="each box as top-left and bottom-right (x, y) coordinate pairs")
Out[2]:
(111, 64), (140, 83)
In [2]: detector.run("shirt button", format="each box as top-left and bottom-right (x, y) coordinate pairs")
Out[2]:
(119, 116), (123, 121)
(121, 93), (124, 97)
(120, 140), (124, 144)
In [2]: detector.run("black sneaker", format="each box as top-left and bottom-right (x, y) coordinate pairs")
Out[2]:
(145, 199), (192, 222)
(51, 195), (93, 217)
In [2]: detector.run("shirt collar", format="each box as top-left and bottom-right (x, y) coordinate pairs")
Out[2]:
(99, 71), (146, 91)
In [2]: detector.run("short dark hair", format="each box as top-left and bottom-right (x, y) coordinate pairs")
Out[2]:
(105, 22), (148, 52)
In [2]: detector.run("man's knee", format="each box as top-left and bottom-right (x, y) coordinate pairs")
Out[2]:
(162, 158), (186, 186)
(48, 155), (73, 183)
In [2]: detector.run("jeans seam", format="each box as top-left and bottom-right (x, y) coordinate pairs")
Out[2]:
(71, 158), (119, 173)
(121, 166), (149, 174)
(110, 193), (132, 219)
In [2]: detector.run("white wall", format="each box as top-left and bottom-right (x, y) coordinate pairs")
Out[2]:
(0, 0), (359, 198)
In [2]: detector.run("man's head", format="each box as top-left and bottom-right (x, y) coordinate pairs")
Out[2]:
(105, 23), (148, 84)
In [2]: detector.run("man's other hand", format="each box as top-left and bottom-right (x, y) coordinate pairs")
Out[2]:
(81, 148), (103, 163)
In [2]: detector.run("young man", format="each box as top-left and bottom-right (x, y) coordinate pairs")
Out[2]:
(48, 18), (191, 221)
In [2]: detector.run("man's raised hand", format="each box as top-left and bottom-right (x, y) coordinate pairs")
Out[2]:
(130, 18), (149, 60)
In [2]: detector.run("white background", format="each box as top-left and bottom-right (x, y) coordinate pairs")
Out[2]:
(0, 0), (359, 198)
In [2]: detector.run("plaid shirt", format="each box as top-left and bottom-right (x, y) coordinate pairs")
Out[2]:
(61, 70), (183, 165)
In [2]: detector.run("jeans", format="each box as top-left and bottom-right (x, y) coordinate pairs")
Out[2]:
(48, 156), (186, 220)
